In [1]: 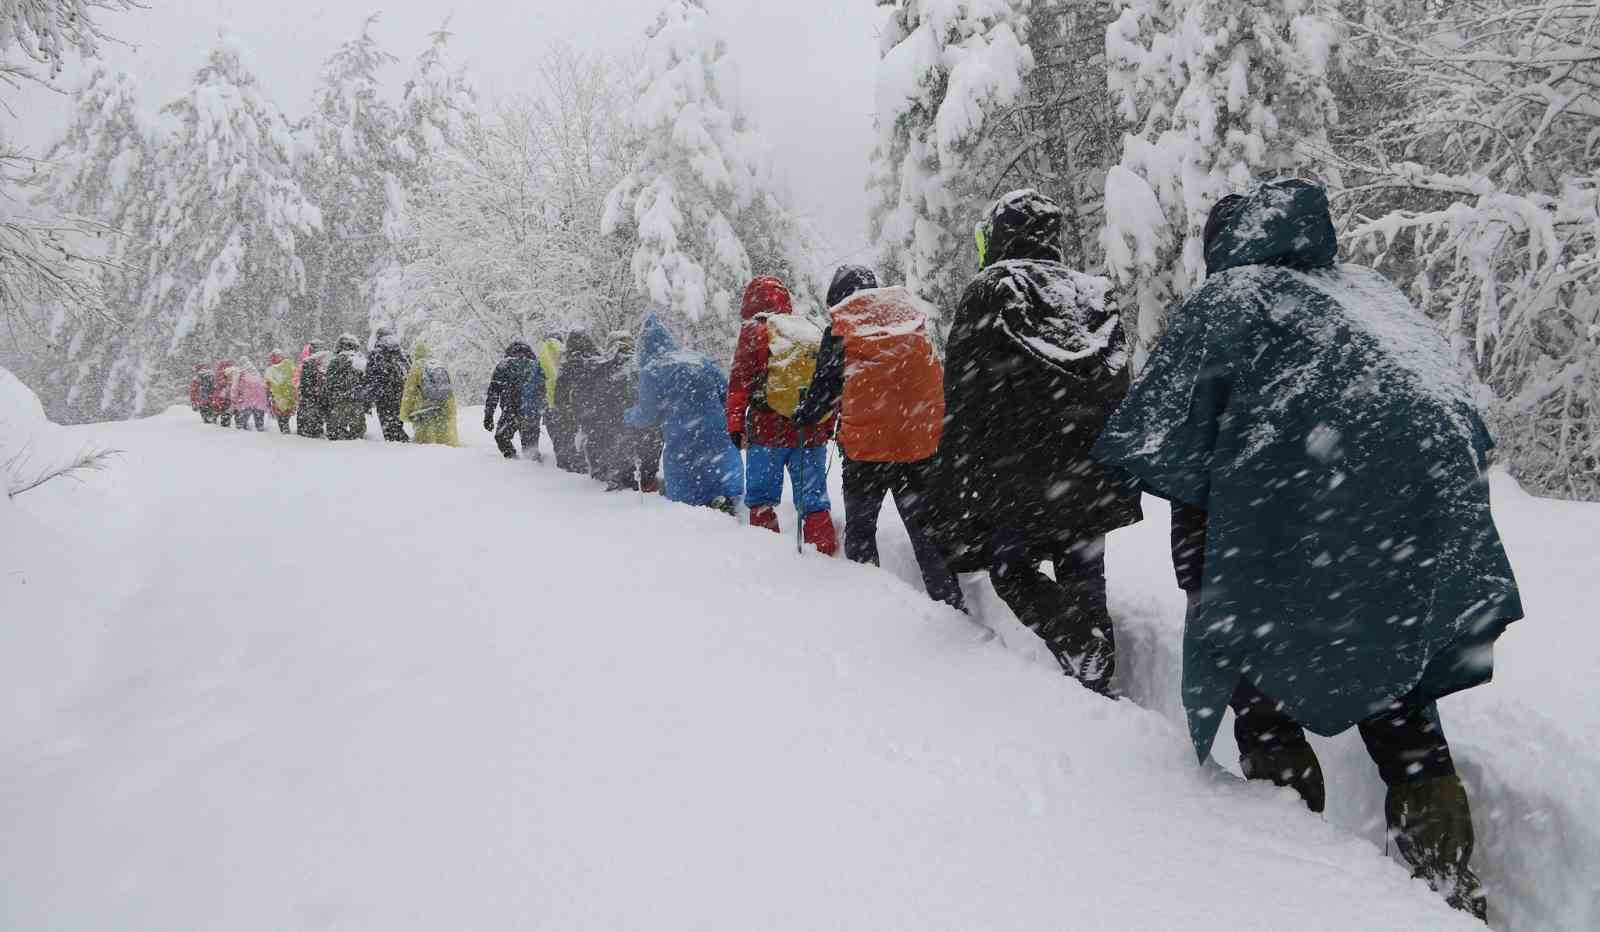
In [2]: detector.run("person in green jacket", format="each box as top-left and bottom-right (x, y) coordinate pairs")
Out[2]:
(399, 341), (460, 446)
(539, 337), (582, 472)
(264, 350), (298, 434)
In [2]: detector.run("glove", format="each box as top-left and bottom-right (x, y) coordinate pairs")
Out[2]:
(483, 414), (494, 432)
(729, 431), (743, 451)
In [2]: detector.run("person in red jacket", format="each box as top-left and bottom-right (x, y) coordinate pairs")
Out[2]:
(188, 364), (216, 423)
(210, 359), (235, 428)
(725, 276), (839, 555)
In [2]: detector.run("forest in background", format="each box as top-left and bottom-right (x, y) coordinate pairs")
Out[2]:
(3, 0), (1596, 499)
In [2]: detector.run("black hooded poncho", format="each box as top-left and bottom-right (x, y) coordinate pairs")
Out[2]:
(1093, 180), (1524, 760)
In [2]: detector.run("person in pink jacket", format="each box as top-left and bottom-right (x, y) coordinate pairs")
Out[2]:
(229, 359), (270, 432)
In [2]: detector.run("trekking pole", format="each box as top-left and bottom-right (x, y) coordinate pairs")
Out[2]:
(795, 424), (808, 554)
(636, 456), (645, 507)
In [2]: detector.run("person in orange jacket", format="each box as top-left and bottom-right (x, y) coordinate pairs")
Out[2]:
(795, 266), (962, 607)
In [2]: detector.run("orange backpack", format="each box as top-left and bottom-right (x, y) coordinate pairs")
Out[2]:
(830, 286), (945, 463)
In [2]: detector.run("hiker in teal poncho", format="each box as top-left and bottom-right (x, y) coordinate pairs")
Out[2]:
(1094, 180), (1523, 921)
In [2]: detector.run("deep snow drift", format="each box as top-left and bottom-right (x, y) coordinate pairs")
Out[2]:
(2, 401), (1594, 930)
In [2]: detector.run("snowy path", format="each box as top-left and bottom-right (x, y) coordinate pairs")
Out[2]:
(0, 408), (1582, 930)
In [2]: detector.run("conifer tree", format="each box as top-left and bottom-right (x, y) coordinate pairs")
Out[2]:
(602, 0), (818, 357)
(869, 0), (1034, 318)
(297, 14), (402, 339)
(104, 42), (320, 414)
(1102, 0), (1342, 360)
(32, 66), (153, 421)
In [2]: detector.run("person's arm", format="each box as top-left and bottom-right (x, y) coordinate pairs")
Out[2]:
(725, 320), (767, 441)
(625, 366), (662, 432)
(522, 363), (546, 436)
(483, 361), (504, 428)
(794, 325), (844, 426)
(1171, 503), (1208, 592)
(399, 367), (420, 422)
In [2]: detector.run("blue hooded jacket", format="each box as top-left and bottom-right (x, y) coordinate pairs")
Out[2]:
(625, 313), (745, 506)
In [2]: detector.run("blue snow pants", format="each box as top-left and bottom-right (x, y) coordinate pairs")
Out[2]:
(744, 444), (831, 515)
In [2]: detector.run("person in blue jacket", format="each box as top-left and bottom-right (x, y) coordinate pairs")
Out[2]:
(625, 312), (744, 512)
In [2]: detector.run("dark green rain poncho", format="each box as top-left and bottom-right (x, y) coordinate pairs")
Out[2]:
(1094, 180), (1524, 761)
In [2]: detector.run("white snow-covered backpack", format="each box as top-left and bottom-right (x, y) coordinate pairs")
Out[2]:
(420, 360), (453, 404)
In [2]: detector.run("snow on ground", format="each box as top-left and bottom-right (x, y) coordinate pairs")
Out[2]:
(0, 399), (1591, 930)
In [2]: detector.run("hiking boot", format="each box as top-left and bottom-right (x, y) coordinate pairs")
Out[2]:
(1240, 741), (1326, 814)
(1387, 774), (1487, 922)
(802, 511), (839, 557)
(707, 497), (737, 516)
(1042, 621), (1117, 699)
(749, 505), (780, 533)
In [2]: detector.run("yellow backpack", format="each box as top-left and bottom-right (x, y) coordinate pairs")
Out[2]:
(761, 314), (822, 418)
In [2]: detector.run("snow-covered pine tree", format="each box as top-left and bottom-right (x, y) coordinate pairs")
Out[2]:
(297, 14), (402, 342)
(869, 0), (1034, 319)
(602, 0), (819, 358)
(103, 41), (320, 415)
(1102, 0), (1342, 361)
(30, 65), (153, 422)
(394, 21), (479, 179)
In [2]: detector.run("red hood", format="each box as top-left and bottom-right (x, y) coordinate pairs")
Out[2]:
(268, 352), (285, 366)
(215, 360), (233, 372)
(740, 277), (793, 321)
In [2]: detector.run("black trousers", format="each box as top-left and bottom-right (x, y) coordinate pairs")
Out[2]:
(1230, 677), (1456, 786)
(842, 457), (963, 609)
(376, 399), (409, 442)
(276, 414), (293, 434)
(326, 404), (367, 441)
(495, 410), (530, 458)
(547, 409), (582, 472)
(216, 406), (232, 428)
(297, 405), (326, 438)
(990, 532), (1115, 693)
(237, 409), (265, 431)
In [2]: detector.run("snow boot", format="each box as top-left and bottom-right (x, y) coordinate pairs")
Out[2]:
(708, 496), (737, 517)
(749, 505), (781, 533)
(1387, 774), (1487, 922)
(802, 511), (839, 557)
(1240, 741), (1326, 814)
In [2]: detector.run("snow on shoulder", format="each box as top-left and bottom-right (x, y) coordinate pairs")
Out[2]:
(992, 263), (1125, 371)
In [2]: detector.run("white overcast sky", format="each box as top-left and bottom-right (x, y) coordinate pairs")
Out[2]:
(16, 0), (885, 254)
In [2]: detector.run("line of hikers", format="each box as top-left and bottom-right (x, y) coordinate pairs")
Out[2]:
(185, 180), (1522, 922)
(188, 330), (451, 443)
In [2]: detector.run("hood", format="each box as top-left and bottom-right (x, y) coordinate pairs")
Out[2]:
(267, 352), (284, 366)
(336, 333), (362, 353)
(982, 189), (1063, 267)
(827, 265), (879, 308)
(637, 313), (679, 367)
(411, 340), (431, 361)
(239, 360), (260, 376)
(301, 340), (324, 362)
(375, 328), (401, 351)
(740, 276), (793, 320)
(1204, 179), (1338, 276)
(505, 340), (534, 359)
(215, 359), (233, 372)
